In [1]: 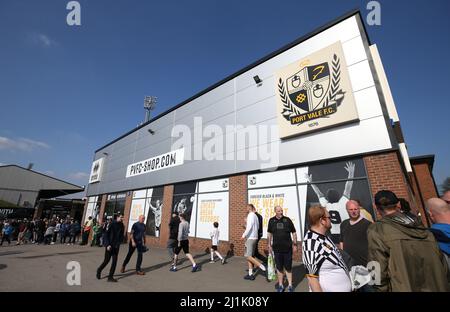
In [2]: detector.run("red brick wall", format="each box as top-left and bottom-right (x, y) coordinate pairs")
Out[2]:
(413, 163), (438, 200)
(228, 174), (249, 257)
(408, 172), (429, 226)
(98, 195), (107, 223)
(364, 151), (420, 220)
(122, 193), (132, 236)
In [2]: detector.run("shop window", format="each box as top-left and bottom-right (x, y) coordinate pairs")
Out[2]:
(247, 158), (373, 243)
(171, 178), (230, 241)
(128, 187), (164, 237)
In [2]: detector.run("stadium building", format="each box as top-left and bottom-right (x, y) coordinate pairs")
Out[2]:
(83, 10), (439, 257)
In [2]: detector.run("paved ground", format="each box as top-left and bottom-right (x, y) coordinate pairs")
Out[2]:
(0, 242), (308, 292)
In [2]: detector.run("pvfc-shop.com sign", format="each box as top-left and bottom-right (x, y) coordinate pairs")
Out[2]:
(126, 148), (184, 178)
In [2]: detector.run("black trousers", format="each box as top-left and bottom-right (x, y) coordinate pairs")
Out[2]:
(81, 230), (90, 245)
(253, 236), (265, 261)
(97, 247), (119, 279)
(1, 234), (11, 245)
(122, 242), (143, 271)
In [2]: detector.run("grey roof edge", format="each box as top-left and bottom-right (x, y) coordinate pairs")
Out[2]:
(0, 164), (84, 190)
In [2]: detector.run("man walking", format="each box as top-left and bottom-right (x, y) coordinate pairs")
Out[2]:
(242, 204), (266, 280)
(170, 213), (199, 272)
(367, 190), (449, 291)
(121, 215), (147, 275)
(167, 212), (180, 261)
(97, 214), (125, 282)
(267, 206), (297, 292)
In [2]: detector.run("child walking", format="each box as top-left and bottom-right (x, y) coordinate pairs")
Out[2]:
(210, 222), (226, 264)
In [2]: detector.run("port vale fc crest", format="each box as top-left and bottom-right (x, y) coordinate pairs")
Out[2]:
(275, 41), (359, 139)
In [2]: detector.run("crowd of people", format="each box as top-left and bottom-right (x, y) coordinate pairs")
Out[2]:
(2, 189), (449, 292)
(302, 190), (450, 292)
(0, 216), (104, 247)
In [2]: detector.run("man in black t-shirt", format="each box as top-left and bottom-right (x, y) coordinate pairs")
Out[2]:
(267, 206), (298, 292)
(339, 200), (371, 266)
(121, 215), (147, 275)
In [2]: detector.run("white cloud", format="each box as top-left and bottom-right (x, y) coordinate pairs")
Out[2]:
(44, 170), (55, 176)
(30, 32), (58, 47)
(69, 172), (89, 180)
(0, 136), (50, 152)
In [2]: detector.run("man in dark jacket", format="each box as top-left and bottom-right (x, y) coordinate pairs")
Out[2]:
(96, 214), (124, 282)
(167, 212), (180, 261)
(367, 190), (449, 292)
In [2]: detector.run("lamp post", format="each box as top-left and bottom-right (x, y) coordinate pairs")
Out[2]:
(144, 96), (157, 122)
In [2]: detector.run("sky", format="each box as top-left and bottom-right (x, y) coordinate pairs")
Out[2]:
(0, 0), (449, 191)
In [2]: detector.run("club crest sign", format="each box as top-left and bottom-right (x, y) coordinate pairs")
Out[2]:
(276, 41), (358, 139)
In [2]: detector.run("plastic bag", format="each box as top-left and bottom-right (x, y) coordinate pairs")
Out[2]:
(267, 252), (277, 282)
(349, 265), (371, 291)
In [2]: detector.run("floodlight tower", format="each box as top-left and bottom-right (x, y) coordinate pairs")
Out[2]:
(144, 96), (157, 122)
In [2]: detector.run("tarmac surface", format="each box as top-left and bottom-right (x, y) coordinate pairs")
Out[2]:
(0, 242), (309, 292)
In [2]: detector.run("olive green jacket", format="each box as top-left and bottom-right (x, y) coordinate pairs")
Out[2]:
(367, 212), (449, 292)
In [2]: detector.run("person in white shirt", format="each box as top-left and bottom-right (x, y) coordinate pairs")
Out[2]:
(241, 204), (266, 280)
(209, 222), (226, 264)
(303, 205), (351, 292)
(305, 161), (355, 236)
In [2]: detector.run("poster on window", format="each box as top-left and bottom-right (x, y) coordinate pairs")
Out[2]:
(299, 159), (374, 243)
(145, 187), (164, 237)
(172, 181), (199, 236)
(128, 198), (146, 232)
(195, 192), (229, 241)
(84, 202), (94, 224)
(84, 196), (100, 223)
(248, 186), (301, 239)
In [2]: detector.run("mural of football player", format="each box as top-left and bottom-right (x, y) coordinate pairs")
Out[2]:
(172, 196), (195, 222)
(148, 199), (163, 236)
(305, 161), (355, 235)
(175, 197), (188, 215)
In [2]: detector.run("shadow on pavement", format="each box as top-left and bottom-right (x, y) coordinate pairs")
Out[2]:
(18, 250), (92, 259)
(116, 252), (209, 279)
(0, 251), (24, 257)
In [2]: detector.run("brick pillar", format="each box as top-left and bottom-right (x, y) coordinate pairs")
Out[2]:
(98, 195), (107, 223)
(409, 172), (430, 226)
(412, 163), (439, 200)
(229, 174), (248, 257)
(364, 151), (417, 219)
(81, 199), (89, 224)
(122, 193), (133, 236)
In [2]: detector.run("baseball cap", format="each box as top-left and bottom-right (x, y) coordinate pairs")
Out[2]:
(374, 190), (399, 207)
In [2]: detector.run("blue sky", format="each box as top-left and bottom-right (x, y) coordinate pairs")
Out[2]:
(0, 0), (449, 191)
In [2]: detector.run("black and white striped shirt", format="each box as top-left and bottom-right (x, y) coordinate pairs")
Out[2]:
(302, 230), (348, 277)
